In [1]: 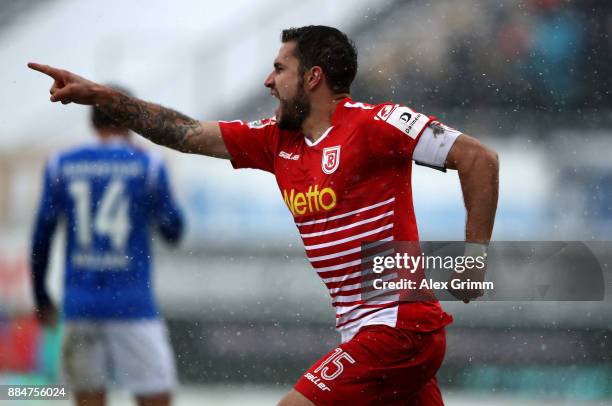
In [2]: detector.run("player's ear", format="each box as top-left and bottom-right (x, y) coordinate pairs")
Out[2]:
(305, 66), (324, 90)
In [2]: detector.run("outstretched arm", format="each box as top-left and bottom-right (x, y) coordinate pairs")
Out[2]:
(28, 63), (230, 158)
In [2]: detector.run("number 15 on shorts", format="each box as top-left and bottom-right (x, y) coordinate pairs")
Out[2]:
(305, 348), (356, 391)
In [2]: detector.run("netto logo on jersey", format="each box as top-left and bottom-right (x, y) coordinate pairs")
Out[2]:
(283, 185), (337, 216)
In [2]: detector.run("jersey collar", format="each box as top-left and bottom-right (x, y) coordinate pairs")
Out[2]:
(304, 126), (333, 147)
(303, 96), (351, 147)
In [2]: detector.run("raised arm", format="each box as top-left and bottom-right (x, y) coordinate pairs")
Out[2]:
(28, 63), (230, 158)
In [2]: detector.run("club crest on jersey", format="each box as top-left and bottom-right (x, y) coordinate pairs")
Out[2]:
(322, 146), (341, 174)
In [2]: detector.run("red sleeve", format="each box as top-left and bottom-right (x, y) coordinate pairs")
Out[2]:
(366, 103), (434, 160)
(218, 118), (279, 173)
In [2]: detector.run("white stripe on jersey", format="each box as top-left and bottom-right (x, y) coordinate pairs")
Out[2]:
(296, 198), (395, 227)
(338, 306), (400, 342)
(313, 248), (394, 272)
(322, 270), (363, 284)
(331, 292), (362, 303)
(336, 305), (400, 334)
(304, 224), (394, 250)
(335, 298), (399, 318)
(323, 269), (398, 288)
(300, 211), (394, 238)
(329, 281), (363, 295)
(307, 237), (393, 262)
(315, 259), (362, 274)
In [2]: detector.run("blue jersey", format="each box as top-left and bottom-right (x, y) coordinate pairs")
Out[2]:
(31, 138), (184, 320)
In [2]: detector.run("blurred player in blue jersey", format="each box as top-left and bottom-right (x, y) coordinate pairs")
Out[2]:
(30, 88), (184, 406)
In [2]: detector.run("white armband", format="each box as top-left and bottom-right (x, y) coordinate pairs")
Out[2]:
(412, 123), (462, 171)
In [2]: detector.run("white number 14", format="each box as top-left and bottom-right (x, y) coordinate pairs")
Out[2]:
(68, 179), (131, 251)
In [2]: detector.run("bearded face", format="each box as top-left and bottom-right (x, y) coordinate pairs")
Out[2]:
(277, 77), (311, 131)
(265, 42), (313, 132)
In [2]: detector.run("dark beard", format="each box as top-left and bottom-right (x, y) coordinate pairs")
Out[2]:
(278, 86), (311, 131)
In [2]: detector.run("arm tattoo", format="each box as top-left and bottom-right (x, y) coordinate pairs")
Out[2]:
(96, 93), (201, 151)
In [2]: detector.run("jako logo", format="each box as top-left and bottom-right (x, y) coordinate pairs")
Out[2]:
(279, 151), (300, 160)
(283, 185), (337, 216)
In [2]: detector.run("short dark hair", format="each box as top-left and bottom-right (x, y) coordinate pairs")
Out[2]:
(281, 25), (357, 94)
(91, 84), (132, 130)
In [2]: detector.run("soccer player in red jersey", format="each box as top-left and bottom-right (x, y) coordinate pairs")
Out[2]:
(29, 25), (498, 406)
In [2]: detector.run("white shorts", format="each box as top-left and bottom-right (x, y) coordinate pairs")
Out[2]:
(62, 319), (177, 395)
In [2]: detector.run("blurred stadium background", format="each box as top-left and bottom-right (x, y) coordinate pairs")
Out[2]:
(1, 0), (611, 404)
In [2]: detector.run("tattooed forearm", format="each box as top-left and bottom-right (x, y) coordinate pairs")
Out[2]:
(96, 90), (201, 152)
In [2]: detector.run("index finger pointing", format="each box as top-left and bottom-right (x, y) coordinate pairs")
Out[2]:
(27, 62), (61, 78)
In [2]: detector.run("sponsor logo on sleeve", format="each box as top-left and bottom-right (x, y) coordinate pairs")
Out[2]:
(375, 104), (397, 121)
(399, 112), (412, 125)
(322, 146), (341, 174)
(247, 117), (277, 129)
(378, 105), (429, 139)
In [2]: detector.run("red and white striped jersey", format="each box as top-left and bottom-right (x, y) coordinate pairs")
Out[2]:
(220, 98), (453, 342)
